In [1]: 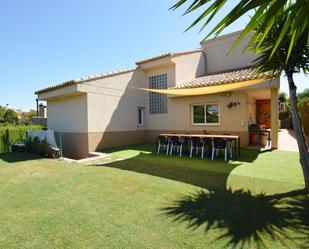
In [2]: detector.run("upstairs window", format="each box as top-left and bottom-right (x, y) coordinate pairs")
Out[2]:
(149, 74), (168, 114)
(192, 104), (220, 125)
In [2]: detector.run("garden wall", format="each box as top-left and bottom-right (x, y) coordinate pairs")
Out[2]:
(0, 125), (42, 154)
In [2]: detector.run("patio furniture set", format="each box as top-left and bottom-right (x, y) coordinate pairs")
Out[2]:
(156, 133), (240, 162)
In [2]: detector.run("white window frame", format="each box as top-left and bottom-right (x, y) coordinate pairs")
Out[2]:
(191, 103), (220, 126)
(137, 107), (145, 126)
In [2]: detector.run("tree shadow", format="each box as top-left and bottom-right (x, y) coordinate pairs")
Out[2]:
(162, 188), (309, 249)
(96, 144), (278, 190)
(0, 152), (41, 163)
(235, 148), (274, 163)
(96, 148), (241, 190)
(286, 129), (309, 144)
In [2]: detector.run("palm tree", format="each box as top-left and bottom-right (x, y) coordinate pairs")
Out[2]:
(171, 0), (308, 61)
(172, 0), (309, 190)
(252, 13), (309, 190)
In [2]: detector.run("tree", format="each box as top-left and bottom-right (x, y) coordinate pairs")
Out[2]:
(22, 110), (36, 125)
(3, 109), (19, 125)
(172, 0), (309, 190)
(0, 105), (5, 123)
(278, 92), (287, 103)
(171, 0), (309, 61)
(298, 88), (309, 100)
(252, 12), (309, 189)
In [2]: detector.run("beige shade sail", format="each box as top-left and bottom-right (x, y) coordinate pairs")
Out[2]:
(139, 78), (270, 96)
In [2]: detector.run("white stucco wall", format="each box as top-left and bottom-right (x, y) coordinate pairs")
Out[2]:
(47, 94), (88, 132)
(145, 91), (249, 132)
(172, 51), (206, 85)
(81, 69), (147, 132)
(202, 31), (258, 73)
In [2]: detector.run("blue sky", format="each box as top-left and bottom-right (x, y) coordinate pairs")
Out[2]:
(1, 0), (307, 111)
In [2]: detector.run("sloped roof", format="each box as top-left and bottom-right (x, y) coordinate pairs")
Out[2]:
(135, 48), (202, 65)
(172, 67), (274, 89)
(35, 68), (136, 94)
(36, 48), (203, 95)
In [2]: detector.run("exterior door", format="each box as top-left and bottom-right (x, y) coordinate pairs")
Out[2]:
(256, 99), (271, 129)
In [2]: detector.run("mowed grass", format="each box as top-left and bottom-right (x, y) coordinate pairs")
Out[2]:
(0, 144), (308, 249)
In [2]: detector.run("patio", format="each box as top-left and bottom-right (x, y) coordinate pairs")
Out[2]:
(278, 129), (309, 152)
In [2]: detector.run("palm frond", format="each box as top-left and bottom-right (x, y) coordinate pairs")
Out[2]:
(171, 0), (309, 61)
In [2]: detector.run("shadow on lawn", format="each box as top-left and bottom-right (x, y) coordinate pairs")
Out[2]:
(0, 152), (41, 163)
(100, 145), (308, 247)
(162, 188), (309, 249)
(99, 154), (240, 190)
(99, 144), (272, 190)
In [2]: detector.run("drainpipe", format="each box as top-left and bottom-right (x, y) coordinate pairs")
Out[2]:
(36, 98), (39, 116)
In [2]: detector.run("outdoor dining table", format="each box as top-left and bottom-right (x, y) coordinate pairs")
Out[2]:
(159, 133), (241, 159)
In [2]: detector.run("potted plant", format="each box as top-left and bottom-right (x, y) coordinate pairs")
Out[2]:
(248, 124), (261, 145)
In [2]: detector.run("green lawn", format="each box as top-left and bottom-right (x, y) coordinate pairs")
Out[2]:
(0, 145), (308, 249)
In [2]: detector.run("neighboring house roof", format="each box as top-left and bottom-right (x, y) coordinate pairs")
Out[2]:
(35, 68), (136, 94)
(172, 67), (274, 89)
(135, 48), (202, 65)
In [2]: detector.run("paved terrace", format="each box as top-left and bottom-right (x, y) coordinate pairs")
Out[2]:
(278, 129), (309, 152)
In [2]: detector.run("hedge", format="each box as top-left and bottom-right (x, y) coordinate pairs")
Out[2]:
(299, 99), (309, 136)
(0, 125), (42, 154)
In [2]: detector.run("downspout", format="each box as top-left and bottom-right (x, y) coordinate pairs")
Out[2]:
(36, 98), (39, 116)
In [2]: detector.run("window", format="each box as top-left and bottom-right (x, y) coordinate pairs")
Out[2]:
(137, 107), (144, 126)
(149, 74), (168, 114)
(192, 104), (220, 125)
(193, 105), (205, 123)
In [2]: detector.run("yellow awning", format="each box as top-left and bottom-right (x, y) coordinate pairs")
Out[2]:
(139, 78), (270, 96)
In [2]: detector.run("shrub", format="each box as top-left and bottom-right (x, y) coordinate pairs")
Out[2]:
(25, 136), (59, 158)
(39, 139), (54, 158)
(32, 137), (41, 155)
(3, 109), (19, 125)
(0, 125), (42, 154)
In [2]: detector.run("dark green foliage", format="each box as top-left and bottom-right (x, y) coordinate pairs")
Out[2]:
(3, 109), (19, 125)
(32, 137), (41, 155)
(252, 9), (309, 76)
(278, 92), (287, 102)
(0, 125), (42, 154)
(298, 88), (309, 101)
(22, 110), (37, 125)
(172, 0), (309, 62)
(39, 139), (55, 158)
(25, 136), (59, 158)
(0, 106), (5, 123)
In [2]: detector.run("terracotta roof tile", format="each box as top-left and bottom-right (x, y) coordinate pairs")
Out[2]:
(172, 67), (274, 89)
(135, 48), (202, 65)
(35, 68), (136, 94)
